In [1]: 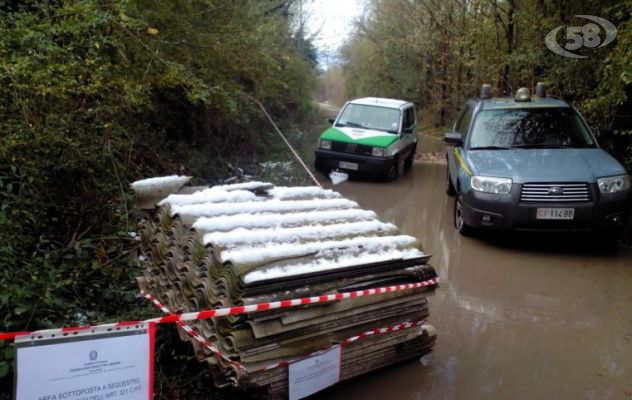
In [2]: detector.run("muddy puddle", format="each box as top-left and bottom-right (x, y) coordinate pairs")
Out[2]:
(315, 159), (632, 399)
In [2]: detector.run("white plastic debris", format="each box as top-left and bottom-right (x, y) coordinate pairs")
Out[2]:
(329, 170), (349, 185)
(131, 175), (191, 198)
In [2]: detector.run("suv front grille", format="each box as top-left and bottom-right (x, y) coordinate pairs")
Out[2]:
(520, 182), (591, 203)
(330, 141), (373, 156)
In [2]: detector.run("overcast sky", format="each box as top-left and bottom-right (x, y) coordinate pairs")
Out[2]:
(304, 0), (365, 66)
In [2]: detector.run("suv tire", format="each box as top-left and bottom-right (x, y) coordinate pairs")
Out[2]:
(593, 229), (623, 250)
(454, 190), (474, 236)
(446, 167), (456, 197)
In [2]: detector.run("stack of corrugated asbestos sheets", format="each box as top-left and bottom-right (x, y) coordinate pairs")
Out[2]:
(133, 176), (437, 398)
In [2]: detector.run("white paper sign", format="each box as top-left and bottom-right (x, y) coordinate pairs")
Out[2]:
(15, 324), (154, 400)
(289, 346), (341, 400)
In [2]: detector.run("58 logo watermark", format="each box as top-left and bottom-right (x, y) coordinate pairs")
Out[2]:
(545, 15), (617, 58)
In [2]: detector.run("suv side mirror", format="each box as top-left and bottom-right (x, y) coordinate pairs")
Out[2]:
(328, 118), (335, 124)
(402, 126), (414, 134)
(444, 132), (463, 146)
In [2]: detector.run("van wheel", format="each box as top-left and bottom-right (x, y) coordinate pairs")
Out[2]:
(404, 145), (416, 170)
(454, 190), (474, 236)
(314, 157), (329, 175)
(446, 168), (456, 197)
(383, 160), (399, 182)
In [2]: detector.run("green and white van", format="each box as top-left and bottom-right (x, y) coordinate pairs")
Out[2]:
(314, 97), (418, 181)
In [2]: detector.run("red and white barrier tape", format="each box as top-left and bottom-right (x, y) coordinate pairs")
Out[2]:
(142, 278), (438, 325)
(143, 291), (426, 373)
(0, 321), (147, 341)
(256, 320), (426, 372)
(0, 278), (438, 341)
(143, 290), (246, 371)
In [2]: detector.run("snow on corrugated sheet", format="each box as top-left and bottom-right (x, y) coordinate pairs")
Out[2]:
(220, 235), (418, 265)
(159, 186), (341, 207)
(192, 209), (378, 232)
(134, 180), (427, 281)
(171, 198), (358, 219)
(159, 189), (260, 207)
(203, 220), (396, 247)
(244, 248), (424, 284)
(267, 186), (342, 200)
(214, 181), (273, 191)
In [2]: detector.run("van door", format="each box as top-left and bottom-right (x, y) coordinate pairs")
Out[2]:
(448, 105), (472, 186)
(400, 107), (417, 158)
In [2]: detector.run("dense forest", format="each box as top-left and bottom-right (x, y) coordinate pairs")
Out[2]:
(339, 0), (632, 169)
(0, 0), (318, 396)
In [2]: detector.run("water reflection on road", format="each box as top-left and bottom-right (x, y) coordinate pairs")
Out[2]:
(317, 161), (632, 400)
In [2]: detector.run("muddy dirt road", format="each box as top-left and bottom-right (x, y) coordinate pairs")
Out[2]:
(315, 153), (632, 399)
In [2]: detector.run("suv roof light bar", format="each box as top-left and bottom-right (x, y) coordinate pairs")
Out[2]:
(535, 82), (547, 97)
(515, 87), (531, 102)
(480, 84), (492, 99)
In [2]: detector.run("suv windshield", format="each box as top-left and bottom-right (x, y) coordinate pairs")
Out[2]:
(469, 108), (595, 149)
(336, 104), (400, 134)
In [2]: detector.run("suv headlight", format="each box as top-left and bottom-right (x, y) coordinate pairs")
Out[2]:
(319, 140), (331, 150)
(372, 147), (385, 157)
(471, 176), (513, 194)
(598, 175), (631, 193)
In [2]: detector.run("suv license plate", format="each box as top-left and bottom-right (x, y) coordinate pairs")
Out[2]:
(536, 208), (574, 220)
(339, 161), (358, 171)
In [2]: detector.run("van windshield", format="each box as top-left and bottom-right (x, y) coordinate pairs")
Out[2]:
(469, 108), (595, 149)
(336, 104), (400, 134)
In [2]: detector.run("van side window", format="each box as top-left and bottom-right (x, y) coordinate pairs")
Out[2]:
(456, 105), (473, 134)
(403, 107), (414, 130)
(409, 108), (417, 126)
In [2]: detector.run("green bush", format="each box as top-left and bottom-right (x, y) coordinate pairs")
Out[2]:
(0, 0), (316, 396)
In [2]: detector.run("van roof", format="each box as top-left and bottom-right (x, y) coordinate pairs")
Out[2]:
(349, 97), (412, 109)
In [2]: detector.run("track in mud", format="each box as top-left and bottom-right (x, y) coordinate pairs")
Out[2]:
(314, 158), (632, 399)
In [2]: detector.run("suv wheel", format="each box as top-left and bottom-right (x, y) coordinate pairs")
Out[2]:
(592, 229), (623, 250)
(446, 168), (456, 197)
(454, 190), (474, 236)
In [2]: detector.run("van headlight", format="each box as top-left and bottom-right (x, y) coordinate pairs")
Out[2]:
(319, 140), (331, 150)
(598, 175), (631, 193)
(372, 147), (385, 157)
(471, 176), (513, 194)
